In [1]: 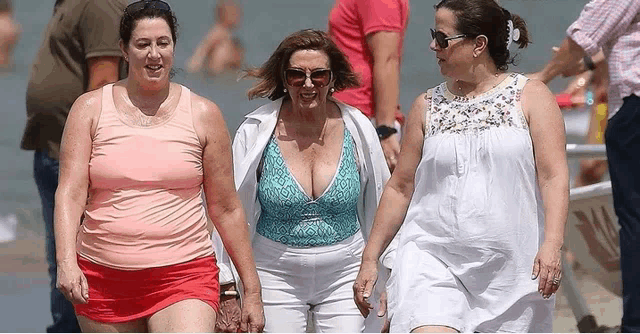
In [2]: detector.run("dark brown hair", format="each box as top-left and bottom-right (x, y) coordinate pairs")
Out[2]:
(246, 29), (359, 101)
(435, 0), (530, 71)
(120, 1), (179, 47)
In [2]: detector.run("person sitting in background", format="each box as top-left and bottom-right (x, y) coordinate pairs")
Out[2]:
(353, 0), (568, 332)
(53, 1), (264, 332)
(214, 29), (394, 332)
(0, 0), (20, 68)
(186, 0), (244, 75)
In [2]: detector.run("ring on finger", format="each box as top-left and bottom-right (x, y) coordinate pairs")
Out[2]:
(552, 278), (560, 285)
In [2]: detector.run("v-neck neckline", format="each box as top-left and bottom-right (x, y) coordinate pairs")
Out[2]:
(273, 128), (347, 202)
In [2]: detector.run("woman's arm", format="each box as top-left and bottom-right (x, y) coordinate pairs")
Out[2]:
(192, 93), (264, 332)
(522, 79), (570, 299)
(54, 90), (101, 304)
(353, 92), (428, 316)
(367, 31), (402, 171)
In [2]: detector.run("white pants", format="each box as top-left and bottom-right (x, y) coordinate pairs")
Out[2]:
(253, 232), (365, 333)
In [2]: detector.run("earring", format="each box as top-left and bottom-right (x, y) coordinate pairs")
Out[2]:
(283, 88), (287, 93)
(329, 87), (335, 94)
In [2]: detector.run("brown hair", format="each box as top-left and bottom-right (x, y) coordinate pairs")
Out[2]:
(246, 29), (359, 101)
(435, 0), (530, 71)
(120, 1), (179, 47)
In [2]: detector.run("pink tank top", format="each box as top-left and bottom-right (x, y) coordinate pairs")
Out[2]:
(77, 84), (214, 270)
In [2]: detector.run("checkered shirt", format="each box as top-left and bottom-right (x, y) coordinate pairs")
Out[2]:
(567, 0), (640, 117)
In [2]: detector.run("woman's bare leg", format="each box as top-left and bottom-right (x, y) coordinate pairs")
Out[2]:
(147, 299), (216, 333)
(77, 315), (147, 333)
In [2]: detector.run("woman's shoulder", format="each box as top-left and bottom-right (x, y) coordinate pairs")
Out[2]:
(236, 98), (282, 129)
(333, 99), (369, 124)
(187, 89), (227, 136)
(71, 84), (108, 117)
(75, 86), (104, 107)
(189, 89), (222, 117)
(234, 99), (282, 138)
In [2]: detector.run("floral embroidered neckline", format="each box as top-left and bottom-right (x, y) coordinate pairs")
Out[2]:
(425, 73), (529, 137)
(443, 73), (518, 103)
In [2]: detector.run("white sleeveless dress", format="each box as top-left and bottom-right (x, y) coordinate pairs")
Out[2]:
(387, 73), (554, 333)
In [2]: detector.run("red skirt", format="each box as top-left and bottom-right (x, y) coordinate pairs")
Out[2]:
(74, 255), (220, 323)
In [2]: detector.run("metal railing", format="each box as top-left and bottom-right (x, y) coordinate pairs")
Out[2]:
(564, 143), (618, 332)
(566, 144), (606, 159)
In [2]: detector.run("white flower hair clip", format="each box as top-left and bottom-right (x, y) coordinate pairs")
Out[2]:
(507, 19), (520, 49)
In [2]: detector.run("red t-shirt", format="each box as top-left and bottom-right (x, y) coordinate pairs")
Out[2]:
(328, 0), (409, 119)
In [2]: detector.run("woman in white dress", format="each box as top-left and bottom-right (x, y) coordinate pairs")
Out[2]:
(352, 0), (569, 332)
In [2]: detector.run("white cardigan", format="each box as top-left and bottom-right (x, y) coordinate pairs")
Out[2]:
(213, 97), (397, 330)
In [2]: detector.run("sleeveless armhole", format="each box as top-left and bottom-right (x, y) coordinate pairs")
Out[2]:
(185, 86), (207, 150)
(92, 84), (111, 141)
(514, 75), (531, 130)
(423, 88), (434, 136)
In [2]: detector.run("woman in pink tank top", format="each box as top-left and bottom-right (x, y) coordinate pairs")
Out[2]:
(52, 1), (264, 332)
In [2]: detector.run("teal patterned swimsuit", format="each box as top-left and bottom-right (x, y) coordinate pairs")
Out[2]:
(256, 128), (361, 247)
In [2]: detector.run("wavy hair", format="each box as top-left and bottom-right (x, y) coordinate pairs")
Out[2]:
(245, 29), (359, 101)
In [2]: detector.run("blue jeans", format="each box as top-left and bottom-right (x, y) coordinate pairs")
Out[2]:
(604, 94), (640, 333)
(33, 150), (81, 333)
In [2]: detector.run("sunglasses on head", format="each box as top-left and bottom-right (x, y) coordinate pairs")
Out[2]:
(124, 0), (171, 16)
(284, 68), (333, 87)
(430, 28), (467, 49)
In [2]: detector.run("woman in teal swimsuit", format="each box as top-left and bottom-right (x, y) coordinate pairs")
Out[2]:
(213, 29), (394, 332)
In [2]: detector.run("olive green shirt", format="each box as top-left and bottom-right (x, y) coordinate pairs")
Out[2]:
(21, 0), (127, 160)
(0, 0), (11, 13)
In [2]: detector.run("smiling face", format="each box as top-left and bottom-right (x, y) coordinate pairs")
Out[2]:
(430, 8), (474, 79)
(284, 49), (334, 111)
(121, 17), (174, 87)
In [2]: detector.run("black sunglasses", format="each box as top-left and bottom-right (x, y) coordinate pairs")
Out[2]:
(124, 0), (171, 16)
(430, 28), (467, 49)
(284, 68), (333, 87)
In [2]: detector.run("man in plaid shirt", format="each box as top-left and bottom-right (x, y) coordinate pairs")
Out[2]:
(532, 0), (640, 332)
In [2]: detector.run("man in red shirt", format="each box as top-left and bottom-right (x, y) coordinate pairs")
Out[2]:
(329, 0), (409, 172)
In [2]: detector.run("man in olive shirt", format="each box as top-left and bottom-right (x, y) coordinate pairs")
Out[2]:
(20, 0), (126, 331)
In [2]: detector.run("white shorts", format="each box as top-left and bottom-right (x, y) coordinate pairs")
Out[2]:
(253, 232), (365, 333)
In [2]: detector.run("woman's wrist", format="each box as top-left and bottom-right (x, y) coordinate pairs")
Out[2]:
(361, 251), (380, 266)
(242, 285), (262, 298)
(56, 253), (78, 266)
(542, 237), (564, 250)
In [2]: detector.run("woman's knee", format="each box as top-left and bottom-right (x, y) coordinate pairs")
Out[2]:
(411, 325), (460, 333)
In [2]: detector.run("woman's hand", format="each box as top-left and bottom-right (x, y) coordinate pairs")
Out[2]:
(239, 291), (264, 333)
(531, 241), (563, 299)
(216, 284), (242, 332)
(380, 135), (401, 172)
(353, 259), (378, 317)
(56, 259), (89, 304)
(378, 289), (390, 333)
